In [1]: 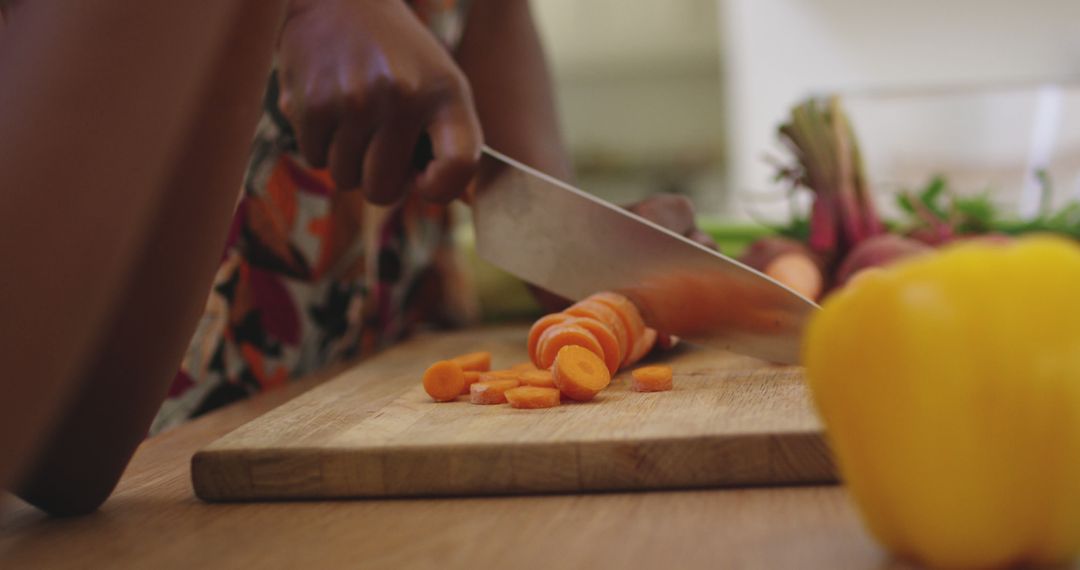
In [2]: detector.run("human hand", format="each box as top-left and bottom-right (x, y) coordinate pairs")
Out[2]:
(626, 193), (717, 249)
(277, 0), (482, 204)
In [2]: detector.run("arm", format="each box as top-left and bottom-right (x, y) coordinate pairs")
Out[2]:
(0, 0), (285, 513)
(454, 0), (572, 183)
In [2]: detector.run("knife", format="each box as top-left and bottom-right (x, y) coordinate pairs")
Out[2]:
(472, 146), (819, 364)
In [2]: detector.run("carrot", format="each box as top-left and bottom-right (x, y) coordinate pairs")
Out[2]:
(527, 313), (571, 367)
(450, 351), (492, 372)
(423, 360), (465, 402)
(536, 323), (604, 370)
(624, 328), (658, 367)
(589, 292), (646, 363)
(570, 317), (622, 375)
(460, 370), (483, 395)
(552, 345), (611, 402)
(564, 300), (630, 364)
(519, 370), (556, 389)
(479, 370), (521, 382)
(469, 379), (521, 405)
(511, 361), (539, 372)
(764, 253), (824, 301)
(505, 386), (561, 409)
(631, 365), (673, 392)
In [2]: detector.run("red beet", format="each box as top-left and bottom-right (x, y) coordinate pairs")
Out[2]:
(834, 234), (932, 288)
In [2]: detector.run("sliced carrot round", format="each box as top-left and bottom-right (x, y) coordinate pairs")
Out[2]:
(460, 370), (483, 395)
(423, 360), (465, 402)
(505, 386), (561, 409)
(624, 327), (658, 367)
(552, 345), (611, 402)
(511, 361), (539, 373)
(519, 370), (556, 389)
(527, 313), (571, 367)
(536, 323), (604, 370)
(570, 317), (622, 375)
(450, 351), (492, 372)
(480, 370), (521, 382)
(631, 365), (673, 392)
(469, 379), (521, 405)
(588, 292), (646, 364)
(565, 300), (629, 363)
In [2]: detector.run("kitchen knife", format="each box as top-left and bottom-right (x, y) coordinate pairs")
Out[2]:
(472, 146), (819, 364)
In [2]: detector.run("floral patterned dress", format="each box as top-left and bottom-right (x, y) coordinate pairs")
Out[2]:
(152, 0), (474, 434)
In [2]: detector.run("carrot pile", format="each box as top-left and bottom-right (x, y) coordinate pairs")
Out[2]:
(420, 292), (676, 407)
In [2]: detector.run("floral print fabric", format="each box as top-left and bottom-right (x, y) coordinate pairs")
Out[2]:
(152, 0), (473, 433)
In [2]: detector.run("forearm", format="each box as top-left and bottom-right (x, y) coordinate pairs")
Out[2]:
(0, 0), (284, 506)
(455, 0), (572, 183)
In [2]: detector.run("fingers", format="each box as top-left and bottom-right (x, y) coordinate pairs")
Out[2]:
(361, 106), (426, 205)
(414, 98), (482, 204)
(689, 229), (718, 250)
(327, 90), (387, 191)
(282, 67), (478, 203)
(628, 194), (697, 236)
(627, 193), (718, 249)
(296, 97), (340, 169)
(278, 75), (342, 170)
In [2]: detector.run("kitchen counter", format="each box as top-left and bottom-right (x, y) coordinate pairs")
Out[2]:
(0, 329), (893, 570)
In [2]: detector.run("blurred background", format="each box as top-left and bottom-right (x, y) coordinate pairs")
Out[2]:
(469, 0), (1080, 317)
(533, 0), (1080, 219)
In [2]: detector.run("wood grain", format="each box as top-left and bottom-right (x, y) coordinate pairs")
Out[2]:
(192, 326), (835, 500)
(0, 327), (893, 570)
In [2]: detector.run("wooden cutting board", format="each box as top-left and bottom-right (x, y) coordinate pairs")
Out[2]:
(192, 326), (835, 501)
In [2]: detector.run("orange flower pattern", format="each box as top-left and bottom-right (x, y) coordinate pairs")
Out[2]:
(154, 1), (473, 433)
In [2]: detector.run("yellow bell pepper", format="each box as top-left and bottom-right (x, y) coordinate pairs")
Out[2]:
(804, 236), (1080, 568)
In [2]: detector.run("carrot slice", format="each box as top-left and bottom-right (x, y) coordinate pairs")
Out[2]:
(450, 351), (492, 372)
(631, 365), (673, 392)
(589, 292), (646, 364)
(519, 370), (556, 389)
(460, 371), (483, 395)
(570, 317), (622, 375)
(480, 369), (520, 381)
(511, 361), (539, 372)
(552, 345), (611, 401)
(527, 313), (571, 367)
(423, 360), (465, 402)
(505, 386), (561, 409)
(536, 323), (604, 369)
(624, 327), (658, 367)
(469, 379), (521, 405)
(565, 300), (630, 364)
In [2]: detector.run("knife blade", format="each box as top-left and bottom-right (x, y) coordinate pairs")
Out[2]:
(472, 146), (818, 364)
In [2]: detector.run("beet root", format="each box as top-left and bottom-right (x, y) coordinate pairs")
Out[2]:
(835, 234), (932, 288)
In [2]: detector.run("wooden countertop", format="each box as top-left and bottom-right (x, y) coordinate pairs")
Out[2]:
(0, 329), (893, 569)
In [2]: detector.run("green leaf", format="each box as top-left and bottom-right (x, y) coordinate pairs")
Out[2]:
(918, 175), (948, 218)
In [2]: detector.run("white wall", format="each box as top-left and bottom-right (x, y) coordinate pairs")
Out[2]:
(533, 1), (728, 211)
(721, 0), (1080, 219)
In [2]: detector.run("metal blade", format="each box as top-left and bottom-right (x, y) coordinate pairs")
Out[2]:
(473, 146), (819, 364)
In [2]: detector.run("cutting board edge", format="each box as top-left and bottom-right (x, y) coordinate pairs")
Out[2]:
(191, 430), (836, 502)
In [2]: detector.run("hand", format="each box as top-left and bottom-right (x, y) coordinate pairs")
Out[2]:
(277, 0), (482, 204)
(626, 194), (717, 249)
